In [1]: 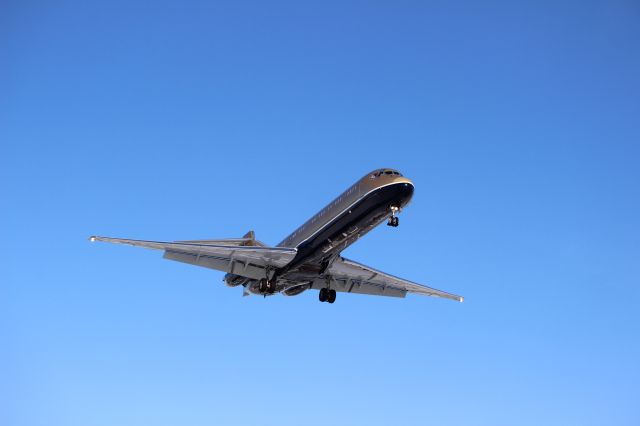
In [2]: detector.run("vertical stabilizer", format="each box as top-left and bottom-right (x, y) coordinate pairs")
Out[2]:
(241, 230), (266, 247)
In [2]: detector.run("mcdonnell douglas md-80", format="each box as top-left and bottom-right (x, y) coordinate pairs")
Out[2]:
(90, 168), (463, 304)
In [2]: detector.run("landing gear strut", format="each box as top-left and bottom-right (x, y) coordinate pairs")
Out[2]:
(319, 288), (336, 304)
(259, 278), (277, 294)
(387, 206), (400, 227)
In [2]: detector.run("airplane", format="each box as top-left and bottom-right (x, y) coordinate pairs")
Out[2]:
(90, 168), (463, 304)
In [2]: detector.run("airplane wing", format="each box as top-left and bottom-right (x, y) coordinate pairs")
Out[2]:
(89, 236), (297, 280)
(320, 257), (463, 302)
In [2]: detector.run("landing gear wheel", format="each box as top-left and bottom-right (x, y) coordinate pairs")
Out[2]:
(319, 288), (328, 302)
(327, 289), (336, 304)
(387, 206), (400, 227)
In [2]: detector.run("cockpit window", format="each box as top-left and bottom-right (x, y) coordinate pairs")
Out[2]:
(372, 169), (402, 178)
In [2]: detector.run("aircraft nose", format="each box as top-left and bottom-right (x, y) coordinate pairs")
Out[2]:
(393, 175), (414, 188)
(391, 176), (414, 206)
(401, 180), (414, 201)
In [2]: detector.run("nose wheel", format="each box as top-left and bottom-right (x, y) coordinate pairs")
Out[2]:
(319, 288), (336, 303)
(387, 206), (400, 227)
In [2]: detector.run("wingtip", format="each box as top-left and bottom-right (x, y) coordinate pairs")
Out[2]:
(459, 296), (464, 303)
(89, 236), (97, 242)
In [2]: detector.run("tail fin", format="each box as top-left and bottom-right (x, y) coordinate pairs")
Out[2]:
(176, 230), (267, 247)
(241, 230), (267, 247)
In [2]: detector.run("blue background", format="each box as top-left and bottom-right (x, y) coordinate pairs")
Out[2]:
(2, 1), (639, 425)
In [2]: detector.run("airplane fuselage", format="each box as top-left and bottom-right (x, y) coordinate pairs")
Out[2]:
(228, 169), (415, 294)
(91, 167), (462, 303)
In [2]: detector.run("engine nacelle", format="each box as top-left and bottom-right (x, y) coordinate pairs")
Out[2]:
(224, 274), (249, 287)
(283, 284), (309, 297)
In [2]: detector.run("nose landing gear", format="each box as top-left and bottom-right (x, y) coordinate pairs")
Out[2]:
(387, 206), (400, 227)
(319, 288), (336, 303)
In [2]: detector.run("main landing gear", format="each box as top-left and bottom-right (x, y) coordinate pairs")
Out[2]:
(258, 278), (277, 294)
(319, 288), (336, 304)
(387, 206), (400, 227)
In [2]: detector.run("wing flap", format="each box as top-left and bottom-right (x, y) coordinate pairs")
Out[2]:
(309, 278), (406, 298)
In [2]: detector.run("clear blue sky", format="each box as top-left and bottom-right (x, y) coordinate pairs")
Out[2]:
(2, 1), (639, 425)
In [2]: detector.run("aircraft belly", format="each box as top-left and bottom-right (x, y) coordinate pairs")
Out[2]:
(281, 182), (413, 276)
